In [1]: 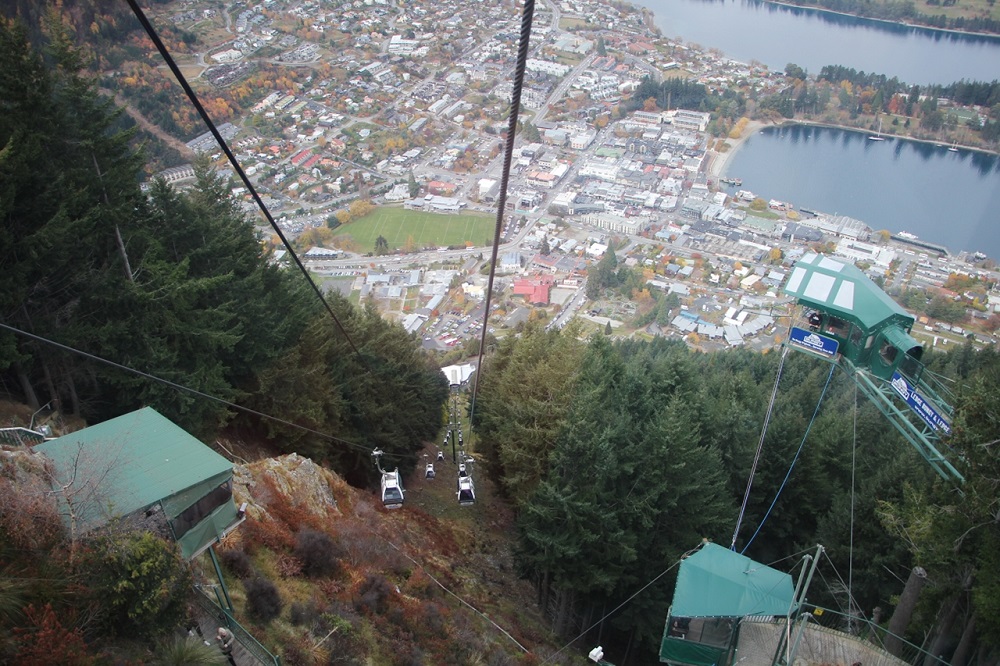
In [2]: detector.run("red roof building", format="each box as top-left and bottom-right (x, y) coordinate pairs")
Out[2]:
(290, 149), (314, 167)
(512, 275), (554, 306)
(428, 180), (457, 196)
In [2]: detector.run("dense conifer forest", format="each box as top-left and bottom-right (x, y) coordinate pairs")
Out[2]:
(475, 325), (1000, 662)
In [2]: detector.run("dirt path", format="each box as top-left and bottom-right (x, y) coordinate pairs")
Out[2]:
(100, 88), (196, 160)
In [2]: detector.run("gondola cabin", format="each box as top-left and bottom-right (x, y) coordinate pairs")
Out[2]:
(784, 253), (924, 383)
(381, 469), (405, 509)
(784, 253), (959, 483)
(457, 475), (475, 506)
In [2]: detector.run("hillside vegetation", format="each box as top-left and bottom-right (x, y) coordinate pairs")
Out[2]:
(475, 326), (1000, 662)
(0, 17), (446, 486)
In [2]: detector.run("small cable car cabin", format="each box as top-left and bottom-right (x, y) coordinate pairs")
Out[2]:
(381, 469), (405, 509)
(457, 475), (476, 506)
(784, 253), (923, 380)
(783, 253), (960, 483)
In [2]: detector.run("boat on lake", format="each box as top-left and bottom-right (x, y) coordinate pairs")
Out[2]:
(720, 177), (743, 186)
(868, 117), (885, 141)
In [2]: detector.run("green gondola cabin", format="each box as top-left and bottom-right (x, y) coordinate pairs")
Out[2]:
(783, 252), (924, 383)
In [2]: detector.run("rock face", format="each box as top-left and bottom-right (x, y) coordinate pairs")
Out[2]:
(232, 453), (341, 523)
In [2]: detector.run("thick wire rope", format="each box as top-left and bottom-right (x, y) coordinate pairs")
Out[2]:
(124, 0), (366, 362)
(468, 0), (536, 433)
(731, 345), (790, 550)
(763, 547), (817, 571)
(741, 363), (836, 554)
(0, 322), (386, 460)
(539, 549), (694, 664)
(848, 381), (858, 627)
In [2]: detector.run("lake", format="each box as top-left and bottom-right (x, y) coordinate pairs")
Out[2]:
(722, 125), (1000, 258)
(631, 0), (1000, 86)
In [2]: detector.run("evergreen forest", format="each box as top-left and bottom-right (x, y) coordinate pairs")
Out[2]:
(474, 325), (1000, 663)
(0, 17), (448, 486)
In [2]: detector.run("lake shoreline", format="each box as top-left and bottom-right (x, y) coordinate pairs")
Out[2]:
(764, 0), (1000, 42)
(708, 120), (768, 182)
(709, 117), (999, 184)
(777, 118), (1000, 157)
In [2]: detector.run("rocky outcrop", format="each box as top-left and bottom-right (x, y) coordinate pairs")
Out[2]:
(232, 453), (343, 523)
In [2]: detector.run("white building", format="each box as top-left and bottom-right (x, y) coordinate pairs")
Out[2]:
(526, 58), (571, 77)
(570, 130), (597, 150)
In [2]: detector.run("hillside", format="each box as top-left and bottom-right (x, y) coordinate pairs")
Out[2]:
(216, 449), (557, 665)
(0, 409), (571, 665)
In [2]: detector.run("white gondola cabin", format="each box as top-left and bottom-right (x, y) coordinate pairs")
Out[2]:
(457, 475), (475, 506)
(381, 469), (405, 509)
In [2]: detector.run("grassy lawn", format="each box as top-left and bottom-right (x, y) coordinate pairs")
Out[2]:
(746, 209), (783, 221)
(333, 207), (494, 253)
(559, 17), (591, 30)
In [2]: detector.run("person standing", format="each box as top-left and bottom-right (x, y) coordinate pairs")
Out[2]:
(216, 626), (237, 666)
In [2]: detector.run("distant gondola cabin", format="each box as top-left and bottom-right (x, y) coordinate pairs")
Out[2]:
(33, 407), (243, 559)
(783, 253), (924, 382)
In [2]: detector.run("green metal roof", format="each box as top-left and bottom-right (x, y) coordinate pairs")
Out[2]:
(35, 407), (233, 532)
(783, 253), (913, 331)
(670, 543), (795, 618)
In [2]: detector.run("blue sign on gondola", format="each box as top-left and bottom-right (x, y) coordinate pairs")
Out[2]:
(789, 326), (839, 358)
(890, 372), (952, 435)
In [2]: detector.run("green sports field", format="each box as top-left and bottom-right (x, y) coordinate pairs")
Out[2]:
(332, 207), (495, 253)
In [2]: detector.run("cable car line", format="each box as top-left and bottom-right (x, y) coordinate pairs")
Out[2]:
(0, 322), (386, 460)
(124, 0), (367, 364)
(364, 524), (530, 653)
(468, 0), (536, 433)
(848, 382), (859, 622)
(741, 363), (836, 554)
(731, 344), (790, 550)
(540, 550), (693, 665)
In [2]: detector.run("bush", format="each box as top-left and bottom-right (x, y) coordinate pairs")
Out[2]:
(293, 529), (342, 578)
(289, 601), (318, 627)
(244, 577), (283, 624)
(86, 532), (192, 638)
(218, 549), (254, 579)
(153, 635), (226, 666)
(354, 574), (394, 615)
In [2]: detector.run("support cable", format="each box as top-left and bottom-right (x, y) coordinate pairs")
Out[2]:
(369, 527), (529, 653)
(848, 381), (858, 627)
(0, 322), (384, 460)
(540, 550), (692, 664)
(124, 0), (366, 362)
(468, 0), (536, 432)
(820, 549), (871, 634)
(731, 345), (789, 550)
(741, 363), (836, 554)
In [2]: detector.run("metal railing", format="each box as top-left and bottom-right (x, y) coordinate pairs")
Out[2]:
(193, 586), (281, 666)
(749, 606), (949, 666)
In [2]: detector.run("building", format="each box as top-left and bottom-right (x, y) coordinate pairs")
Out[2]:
(582, 213), (643, 235)
(571, 130), (597, 150)
(512, 275), (554, 305)
(34, 408), (243, 559)
(668, 109), (711, 132)
(526, 58), (571, 77)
